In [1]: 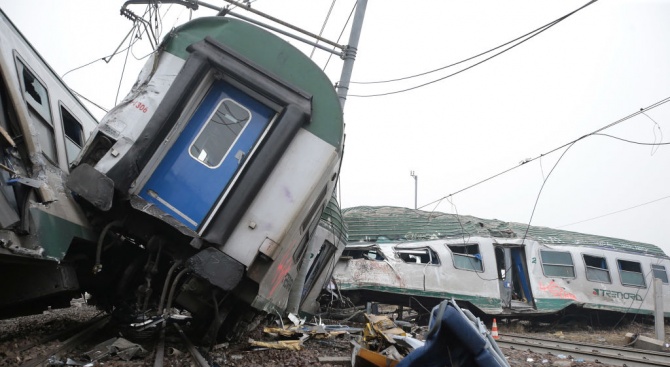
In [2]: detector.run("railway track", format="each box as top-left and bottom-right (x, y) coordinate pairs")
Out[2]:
(497, 332), (670, 367)
(10, 313), (214, 367)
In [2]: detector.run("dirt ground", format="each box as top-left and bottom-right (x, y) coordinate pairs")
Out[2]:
(1, 303), (668, 367)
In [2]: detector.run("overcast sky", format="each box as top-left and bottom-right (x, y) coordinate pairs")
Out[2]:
(2, 0), (669, 254)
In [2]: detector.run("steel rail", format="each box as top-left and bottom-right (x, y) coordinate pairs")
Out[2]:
(497, 332), (670, 367)
(19, 315), (111, 367)
(174, 323), (210, 367)
(153, 328), (166, 367)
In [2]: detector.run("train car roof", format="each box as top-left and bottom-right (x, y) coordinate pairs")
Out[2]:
(159, 16), (343, 151)
(343, 206), (668, 259)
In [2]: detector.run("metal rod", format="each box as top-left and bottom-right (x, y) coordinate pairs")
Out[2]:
(215, 0), (345, 49)
(153, 328), (166, 367)
(336, 0), (367, 109)
(223, 9), (341, 56)
(174, 324), (210, 367)
(410, 171), (418, 209)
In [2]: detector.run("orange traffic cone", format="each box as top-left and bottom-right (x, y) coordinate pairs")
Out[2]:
(491, 318), (499, 340)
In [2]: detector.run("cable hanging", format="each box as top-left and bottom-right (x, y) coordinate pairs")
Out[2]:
(349, 0), (597, 98)
(418, 95), (670, 210)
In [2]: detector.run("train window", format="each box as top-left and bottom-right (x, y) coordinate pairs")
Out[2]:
(16, 58), (57, 162)
(583, 255), (611, 283)
(189, 98), (250, 168)
(342, 247), (385, 261)
(651, 264), (668, 284)
(447, 244), (483, 272)
(60, 104), (84, 165)
(617, 260), (646, 287)
(540, 250), (575, 278)
(396, 248), (439, 265)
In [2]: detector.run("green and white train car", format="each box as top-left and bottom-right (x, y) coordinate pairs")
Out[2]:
(67, 13), (344, 342)
(0, 8), (98, 318)
(333, 206), (670, 321)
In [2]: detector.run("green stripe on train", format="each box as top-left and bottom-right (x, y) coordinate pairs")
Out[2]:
(31, 208), (97, 260)
(337, 283), (501, 311)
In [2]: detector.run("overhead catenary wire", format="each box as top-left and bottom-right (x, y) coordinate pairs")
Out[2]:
(557, 194), (670, 229)
(418, 95), (670, 210)
(349, 0), (597, 97)
(323, 1), (356, 72)
(310, 0), (338, 59)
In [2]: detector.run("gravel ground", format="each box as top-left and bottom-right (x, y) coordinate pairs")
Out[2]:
(1, 303), (668, 367)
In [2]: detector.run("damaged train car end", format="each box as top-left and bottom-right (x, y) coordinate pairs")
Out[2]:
(61, 13), (345, 342)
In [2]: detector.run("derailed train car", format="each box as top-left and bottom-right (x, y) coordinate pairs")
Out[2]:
(0, 8), (99, 317)
(66, 15), (345, 341)
(333, 206), (670, 321)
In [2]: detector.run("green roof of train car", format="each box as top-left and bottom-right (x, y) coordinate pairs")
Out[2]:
(160, 17), (343, 150)
(343, 206), (668, 258)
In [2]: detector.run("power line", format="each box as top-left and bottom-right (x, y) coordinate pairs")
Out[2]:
(310, 0), (337, 59)
(323, 1), (356, 72)
(418, 95), (670, 209)
(351, 1), (597, 85)
(557, 195), (670, 229)
(349, 0), (597, 97)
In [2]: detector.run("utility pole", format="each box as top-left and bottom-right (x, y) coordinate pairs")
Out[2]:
(336, 0), (367, 109)
(410, 171), (418, 209)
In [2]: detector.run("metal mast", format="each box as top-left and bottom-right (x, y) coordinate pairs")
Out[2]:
(336, 0), (367, 109)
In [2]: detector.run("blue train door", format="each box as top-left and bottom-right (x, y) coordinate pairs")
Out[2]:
(139, 80), (274, 230)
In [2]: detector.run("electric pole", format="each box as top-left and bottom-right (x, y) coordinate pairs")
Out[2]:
(410, 171), (417, 209)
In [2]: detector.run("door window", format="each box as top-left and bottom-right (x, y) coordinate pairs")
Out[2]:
(189, 98), (250, 168)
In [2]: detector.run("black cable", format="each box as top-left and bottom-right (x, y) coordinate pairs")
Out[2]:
(349, 0), (597, 98)
(521, 140), (580, 243)
(70, 89), (109, 113)
(591, 133), (670, 146)
(557, 194), (670, 229)
(114, 25), (138, 106)
(418, 95), (670, 210)
(323, 1), (356, 72)
(310, 0), (337, 59)
(352, 2), (595, 85)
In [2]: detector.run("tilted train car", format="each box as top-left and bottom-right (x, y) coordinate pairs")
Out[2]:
(66, 14), (344, 341)
(333, 206), (670, 321)
(0, 8), (99, 317)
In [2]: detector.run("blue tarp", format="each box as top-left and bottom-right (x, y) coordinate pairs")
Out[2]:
(397, 300), (509, 367)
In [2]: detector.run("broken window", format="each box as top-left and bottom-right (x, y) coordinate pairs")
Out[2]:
(189, 98), (250, 168)
(396, 248), (439, 265)
(617, 260), (645, 287)
(61, 104), (84, 165)
(583, 255), (611, 283)
(651, 264), (668, 284)
(16, 57), (56, 162)
(540, 250), (575, 278)
(342, 247), (385, 261)
(447, 244), (483, 272)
